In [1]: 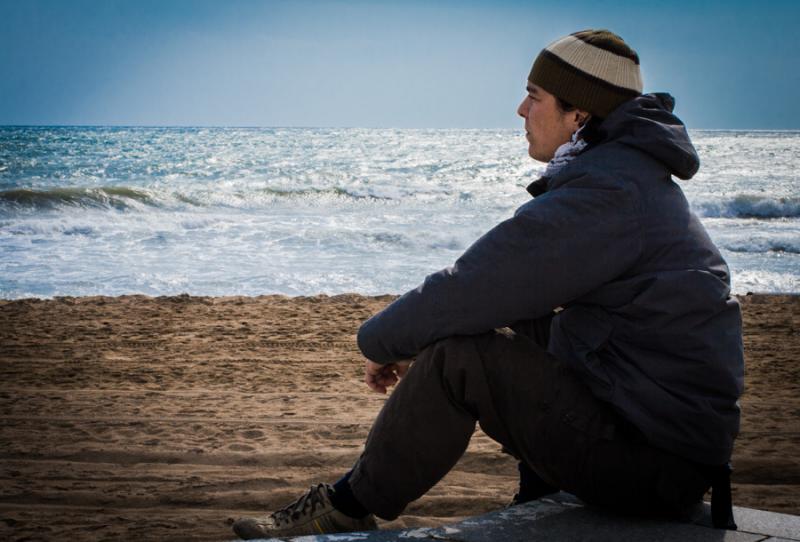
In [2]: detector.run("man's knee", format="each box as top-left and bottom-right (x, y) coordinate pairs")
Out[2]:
(405, 335), (496, 416)
(427, 328), (523, 354)
(414, 333), (494, 372)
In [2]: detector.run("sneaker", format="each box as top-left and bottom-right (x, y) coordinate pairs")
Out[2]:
(232, 483), (378, 539)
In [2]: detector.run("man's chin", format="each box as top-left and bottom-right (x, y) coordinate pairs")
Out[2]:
(528, 146), (547, 163)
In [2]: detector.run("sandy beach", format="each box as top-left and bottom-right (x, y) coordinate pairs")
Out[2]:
(0, 293), (797, 541)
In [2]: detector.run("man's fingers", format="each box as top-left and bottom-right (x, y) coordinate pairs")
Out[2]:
(365, 360), (388, 394)
(365, 372), (386, 394)
(375, 366), (397, 388)
(364, 360), (413, 394)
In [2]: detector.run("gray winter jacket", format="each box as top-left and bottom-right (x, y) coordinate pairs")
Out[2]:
(357, 93), (744, 466)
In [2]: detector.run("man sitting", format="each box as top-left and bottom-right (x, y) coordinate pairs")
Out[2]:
(233, 29), (744, 539)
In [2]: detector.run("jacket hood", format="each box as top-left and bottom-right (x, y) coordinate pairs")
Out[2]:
(597, 93), (700, 180)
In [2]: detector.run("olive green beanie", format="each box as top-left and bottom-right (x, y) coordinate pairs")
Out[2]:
(529, 29), (643, 118)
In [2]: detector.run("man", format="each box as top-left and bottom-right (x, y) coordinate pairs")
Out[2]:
(233, 29), (744, 539)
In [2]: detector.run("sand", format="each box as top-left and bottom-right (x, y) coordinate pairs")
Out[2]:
(0, 293), (797, 541)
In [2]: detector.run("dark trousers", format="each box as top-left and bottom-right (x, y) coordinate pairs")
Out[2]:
(348, 316), (711, 520)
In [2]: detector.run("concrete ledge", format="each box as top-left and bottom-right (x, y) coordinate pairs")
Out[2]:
(238, 492), (800, 542)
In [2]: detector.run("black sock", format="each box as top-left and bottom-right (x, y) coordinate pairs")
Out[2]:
(329, 470), (370, 519)
(516, 461), (557, 503)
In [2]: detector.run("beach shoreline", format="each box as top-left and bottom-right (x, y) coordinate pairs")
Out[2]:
(0, 293), (798, 541)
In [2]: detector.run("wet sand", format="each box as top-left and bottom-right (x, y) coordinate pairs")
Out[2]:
(0, 293), (797, 541)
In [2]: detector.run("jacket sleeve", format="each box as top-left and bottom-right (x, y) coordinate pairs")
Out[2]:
(357, 175), (643, 363)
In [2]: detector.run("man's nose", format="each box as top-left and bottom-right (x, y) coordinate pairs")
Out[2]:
(517, 97), (528, 118)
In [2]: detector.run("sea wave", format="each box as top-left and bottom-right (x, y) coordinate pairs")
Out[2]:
(0, 187), (155, 210)
(693, 194), (800, 219)
(0, 185), (394, 212)
(721, 238), (800, 254)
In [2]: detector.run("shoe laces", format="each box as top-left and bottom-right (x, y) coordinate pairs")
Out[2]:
(270, 484), (329, 526)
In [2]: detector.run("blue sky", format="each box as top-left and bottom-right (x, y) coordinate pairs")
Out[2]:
(1, 0), (798, 129)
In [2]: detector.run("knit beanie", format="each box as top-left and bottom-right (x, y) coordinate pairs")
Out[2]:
(529, 29), (643, 119)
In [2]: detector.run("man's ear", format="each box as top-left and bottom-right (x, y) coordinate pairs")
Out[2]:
(575, 111), (591, 127)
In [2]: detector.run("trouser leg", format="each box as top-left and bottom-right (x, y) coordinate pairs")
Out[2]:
(348, 333), (516, 520)
(349, 323), (710, 521)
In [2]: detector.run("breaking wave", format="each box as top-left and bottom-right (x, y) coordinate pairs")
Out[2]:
(0, 185), (393, 212)
(693, 194), (800, 219)
(0, 187), (155, 210)
(721, 239), (800, 254)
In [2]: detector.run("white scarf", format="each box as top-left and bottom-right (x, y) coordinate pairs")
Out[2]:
(542, 124), (588, 178)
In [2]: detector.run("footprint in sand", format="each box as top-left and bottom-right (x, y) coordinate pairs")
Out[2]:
(228, 443), (255, 452)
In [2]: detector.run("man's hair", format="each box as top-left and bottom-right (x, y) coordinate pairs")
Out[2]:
(555, 97), (576, 114)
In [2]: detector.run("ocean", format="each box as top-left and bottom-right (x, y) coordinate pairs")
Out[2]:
(1, 126), (798, 299)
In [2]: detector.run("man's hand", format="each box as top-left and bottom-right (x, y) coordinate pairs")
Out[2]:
(365, 360), (412, 394)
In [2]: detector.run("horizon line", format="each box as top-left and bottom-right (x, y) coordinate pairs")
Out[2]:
(2, 124), (800, 132)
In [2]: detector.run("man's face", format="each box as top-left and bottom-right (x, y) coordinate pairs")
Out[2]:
(517, 83), (580, 163)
